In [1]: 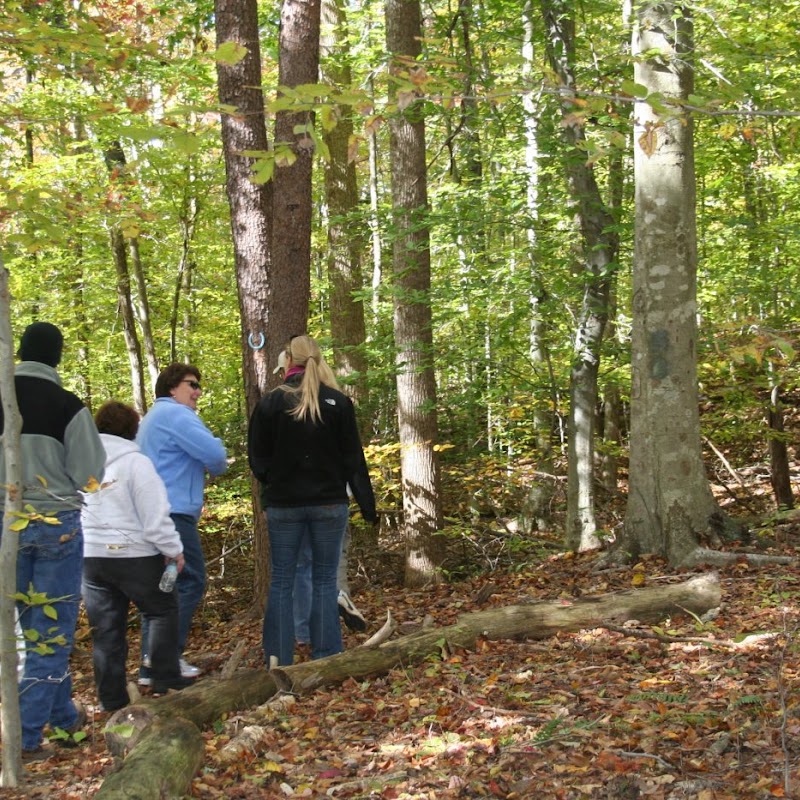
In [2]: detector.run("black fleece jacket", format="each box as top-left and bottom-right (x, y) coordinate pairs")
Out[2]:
(247, 375), (376, 522)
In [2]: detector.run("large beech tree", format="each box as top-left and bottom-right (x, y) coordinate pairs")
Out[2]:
(620, 2), (723, 563)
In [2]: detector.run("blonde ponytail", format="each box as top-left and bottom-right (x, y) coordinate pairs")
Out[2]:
(282, 335), (337, 423)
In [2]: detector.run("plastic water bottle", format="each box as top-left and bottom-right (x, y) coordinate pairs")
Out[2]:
(159, 561), (178, 592)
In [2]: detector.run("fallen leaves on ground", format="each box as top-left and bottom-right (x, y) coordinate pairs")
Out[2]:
(2, 510), (799, 800)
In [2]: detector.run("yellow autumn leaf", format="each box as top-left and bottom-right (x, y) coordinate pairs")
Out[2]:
(631, 572), (646, 587)
(262, 760), (284, 773)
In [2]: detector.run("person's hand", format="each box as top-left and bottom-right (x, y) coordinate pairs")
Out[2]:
(174, 553), (186, 573)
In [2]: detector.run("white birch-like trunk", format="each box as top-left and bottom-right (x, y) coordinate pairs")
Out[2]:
(0, 257), (23, 785)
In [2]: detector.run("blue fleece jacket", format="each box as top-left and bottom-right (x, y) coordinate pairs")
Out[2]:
(136, 397), (228, 520)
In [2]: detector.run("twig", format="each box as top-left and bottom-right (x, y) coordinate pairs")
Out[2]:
(220, 639), (246, 679)
(613, 750), (674, 770)
(441, 686), (550, 720)
(601, 623), (778, 650)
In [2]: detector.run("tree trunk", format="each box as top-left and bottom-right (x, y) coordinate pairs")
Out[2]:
(104, 141), (147, 413)
(96, 574), (722, 799)
(520, 0), (557, 531)
(768, 382), (794, 509)
(320, 0), (370, 414)
(0, 257), (23, 787)
(270, 0), (321, 341)
(621, 2), (723, 564)
(215, 0), (275, 611)
(109, 226), (147, 414)
(385, 0), (445, 587)
(539, 0), (618, 553)
(128, 238), (159, 395)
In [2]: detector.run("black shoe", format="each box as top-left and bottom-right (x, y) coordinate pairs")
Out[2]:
(151, 675), (195, 695)
(22, 744), (53, 762)
(337, 590), (367, 632)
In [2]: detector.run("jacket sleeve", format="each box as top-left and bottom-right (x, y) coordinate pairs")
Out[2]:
(247, 399), (273, 485)
(130, 454), (184, 558)
(171, 408), (228, 477)
(339, 399), (377, 523)
(64, 406), (106, 490)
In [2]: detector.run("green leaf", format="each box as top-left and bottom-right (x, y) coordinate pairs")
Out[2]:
(106, 724), (136, 737)
(621, 80), (649, 99)
(43, 604), (58, 620)
(173, 132), (201, 155)
(215, 41), (248, 66)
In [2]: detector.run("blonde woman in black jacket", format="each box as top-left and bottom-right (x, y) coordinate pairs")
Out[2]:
(248, 335), (376, 665)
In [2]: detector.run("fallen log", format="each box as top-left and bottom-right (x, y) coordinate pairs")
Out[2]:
(97, 716), (203, 799)
(97, 572), (721, 799)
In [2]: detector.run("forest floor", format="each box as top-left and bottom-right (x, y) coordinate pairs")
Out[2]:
(3, 463), (800, 800)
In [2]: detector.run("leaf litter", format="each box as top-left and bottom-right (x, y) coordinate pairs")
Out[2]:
(3, 496), (799, 800)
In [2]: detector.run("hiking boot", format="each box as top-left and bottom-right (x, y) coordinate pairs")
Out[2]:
(337, 590), (367, 632)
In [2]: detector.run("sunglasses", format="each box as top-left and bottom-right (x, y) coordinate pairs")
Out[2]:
(181, 380), (202, 390)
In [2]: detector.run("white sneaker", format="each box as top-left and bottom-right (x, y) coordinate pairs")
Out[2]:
(179, 658), (201, 679)
(138, 655), (152, 686)
(337, 590), (367, 632)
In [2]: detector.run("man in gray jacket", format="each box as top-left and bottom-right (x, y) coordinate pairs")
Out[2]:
(0, 322), (105, 758)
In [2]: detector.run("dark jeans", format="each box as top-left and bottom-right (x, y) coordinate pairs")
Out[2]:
(141, 513), (205, 660)
(14, 510), (83, 751)
(264, 504), (348, 665)
(83, 555), (180, 711)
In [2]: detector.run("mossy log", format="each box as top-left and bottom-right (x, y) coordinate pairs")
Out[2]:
(95, 716), (204, 799)
(97, 572), (721, 799)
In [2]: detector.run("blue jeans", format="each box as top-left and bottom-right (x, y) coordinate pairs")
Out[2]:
(141, 513), (205, 662)
(14, 510), (83, 751)
(264, 504), (348, 665)
(293, 524), (352, 643)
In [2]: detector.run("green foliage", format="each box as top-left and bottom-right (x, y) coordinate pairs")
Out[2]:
(1, 0), (799, 522)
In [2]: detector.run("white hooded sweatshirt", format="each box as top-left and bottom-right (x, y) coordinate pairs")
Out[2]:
(82, 433), (183, 559)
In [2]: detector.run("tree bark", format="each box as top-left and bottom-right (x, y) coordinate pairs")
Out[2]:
(97, 574), (721, 798)
(621, 2), (726, 565)
(109, 226), (147, 414)
(215, 0), (275, 610)
(385, 0), (445, 587)
(104, 141), (147, 414)
(539, 0), (618, 553)
(520, 0), (556, 531)
(270, 0), (320, 341)
(767, 381), (794, 509)
(0, 256), (23, 786)
(128, 238), (159, 395)
(320, 0), (370, 415)
(95, 717), (204, 800)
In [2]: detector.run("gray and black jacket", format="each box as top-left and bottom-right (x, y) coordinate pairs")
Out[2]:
(0, 361), (105, 513)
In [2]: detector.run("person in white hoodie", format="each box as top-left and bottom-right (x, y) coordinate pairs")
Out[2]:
(81, 401), (192, 710)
